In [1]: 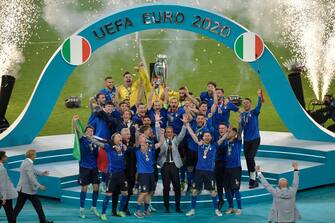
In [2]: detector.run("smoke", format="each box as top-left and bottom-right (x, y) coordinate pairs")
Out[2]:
(0, 0), (38, 79)
(234, 63), (251, 94)
(41, 0), (335, 98)
(163, 30), (198, 89)
(43, 0), (142, 95)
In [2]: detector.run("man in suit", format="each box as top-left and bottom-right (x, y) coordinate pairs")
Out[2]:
(156, 114), (188, 213)
(13, 149), (53, 223)
(0, 151), (18, 223)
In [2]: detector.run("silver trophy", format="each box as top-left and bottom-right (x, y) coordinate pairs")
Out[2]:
(153, 54), (168, 87)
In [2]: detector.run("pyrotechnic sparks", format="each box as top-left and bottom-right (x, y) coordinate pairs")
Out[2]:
(0, 0), (38, 77)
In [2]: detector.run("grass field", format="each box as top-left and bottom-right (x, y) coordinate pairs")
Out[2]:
(4, 8), (335, 137)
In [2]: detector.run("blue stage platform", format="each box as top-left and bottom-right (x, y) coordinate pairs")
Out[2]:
(3, 131), (335, 208)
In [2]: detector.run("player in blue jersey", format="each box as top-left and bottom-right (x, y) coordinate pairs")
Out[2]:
(211, 88), (239, 129)
(88, 102), (119, 141)
(132, 103), (148, 127)
(200, 81), (216, 109)
(134, 128), (164, 218)
(241, 89), (262, 188)
(73, 115), (104, 219)
(185, 113), (214, 192)
(223, 116), (243, 216)
(100, 133), (128, 221)
(99, 76), (118, 104)
(147, 87), (168, 129)
(185, 123), (226, 217)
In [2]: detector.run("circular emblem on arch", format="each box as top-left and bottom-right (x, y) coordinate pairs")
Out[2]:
(61, 35), (92, 65)
(234, 32), (264, 62)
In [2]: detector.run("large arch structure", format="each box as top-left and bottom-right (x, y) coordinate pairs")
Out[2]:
(1, 4), (334, 147)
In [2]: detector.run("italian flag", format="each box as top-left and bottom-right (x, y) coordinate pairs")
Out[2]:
(62, 35), (91, 65)
(234, 32), (264, 62)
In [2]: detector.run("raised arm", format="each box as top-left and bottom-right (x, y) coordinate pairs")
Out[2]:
(72, 114), (84, 138)
(237, 114), (242, 141)
(155, 128), (165, 149)
(112, 89), (120, 109)
(254, 89), (262, 114)
(292, 162), (299, 193)
(210, 88), (218, 114)
(217, 132), (228, 145)
(256, 166), (276, 195)
(163, 87), (169, 105)
(186, 123), (201, 145)
(154, 113), (161, 140)
(185, 87), (199, 107)
(175, 114), (188, 144)
(134, 80), (145, 108)
(147, 87), (155, 110)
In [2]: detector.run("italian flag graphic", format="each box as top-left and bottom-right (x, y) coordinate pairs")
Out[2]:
(61, 35), (91, 65)
(234, 32), (264, 62)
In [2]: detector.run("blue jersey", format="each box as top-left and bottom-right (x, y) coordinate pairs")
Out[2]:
(186, 121), (210, 152)
(225, 139), (242, 168)
(79, 137), (99, 169)
(105, 144), (126, 173)
(212, 101), (239, 128)
(167, 107), (185, 134)
(99, 87), (116, 103)
(136, 145), (156, 173)
(148, 108), (168, 129)
(88, 114), (112, 140)
(200, 91), (214, 109)
(241, 96), (262, 142)
(196, 143), (217, 171)
(187, 117), (214, 152)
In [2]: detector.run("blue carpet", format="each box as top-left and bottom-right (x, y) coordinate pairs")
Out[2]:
(2, 184), (335, 223)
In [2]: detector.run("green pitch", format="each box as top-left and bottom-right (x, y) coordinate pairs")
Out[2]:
(5, 15), (334, 137)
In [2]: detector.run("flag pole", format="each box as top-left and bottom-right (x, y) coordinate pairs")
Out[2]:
(255, 53), (265, 103)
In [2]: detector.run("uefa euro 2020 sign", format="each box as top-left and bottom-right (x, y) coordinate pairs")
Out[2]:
(0, 4), (333, 147)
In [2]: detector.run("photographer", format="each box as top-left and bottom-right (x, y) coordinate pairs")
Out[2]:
(310, 94), (335, 132)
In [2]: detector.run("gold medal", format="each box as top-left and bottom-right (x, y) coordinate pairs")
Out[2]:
(145, 151), (149, 161)
(203, 148), (208, 160)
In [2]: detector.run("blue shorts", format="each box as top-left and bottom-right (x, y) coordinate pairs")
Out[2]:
(193, 170), (216, 191)
(138, 173), (156, 193)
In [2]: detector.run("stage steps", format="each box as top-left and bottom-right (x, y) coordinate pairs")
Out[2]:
(3, 132), (335, 207)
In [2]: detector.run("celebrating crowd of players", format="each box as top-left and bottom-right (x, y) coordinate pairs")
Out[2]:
(73, 62), (263, 220)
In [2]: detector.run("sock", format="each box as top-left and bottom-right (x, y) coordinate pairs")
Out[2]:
(80, 191), (87, 208)
(187, 170), (193, 186)
(191, 195), (197, 209)
(225, 191), (233, 208)
(102, 195), (111, 214)
(144, 203), (150, 211)
(250, 171), (256, 181)
(119, 195), (128, 212)
(233, 189), (242, 209)
(92, 191), (99, 208)
(136, 203), (142, 212)
(212, 195), (218, 209)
